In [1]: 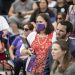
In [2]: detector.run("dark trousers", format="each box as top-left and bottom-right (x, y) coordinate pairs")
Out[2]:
(13, 58), (27, 75)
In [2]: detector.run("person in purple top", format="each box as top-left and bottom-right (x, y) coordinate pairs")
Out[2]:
(9, 22), (34, 75)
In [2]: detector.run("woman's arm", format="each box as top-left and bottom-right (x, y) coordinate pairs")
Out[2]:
(9, 45), (16, 60)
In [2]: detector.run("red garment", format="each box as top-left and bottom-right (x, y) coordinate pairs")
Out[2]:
(31, 33), (53, 73)
(0, 53), (6, 60)
(0, 42), (6, 60)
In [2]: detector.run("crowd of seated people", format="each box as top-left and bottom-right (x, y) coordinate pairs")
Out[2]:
(0, 0), (75, 75)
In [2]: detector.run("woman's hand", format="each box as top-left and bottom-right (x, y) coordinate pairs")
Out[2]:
(26, 49), (32, 55)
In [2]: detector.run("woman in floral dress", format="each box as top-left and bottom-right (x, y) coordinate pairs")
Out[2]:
(26, 13), (55, 75)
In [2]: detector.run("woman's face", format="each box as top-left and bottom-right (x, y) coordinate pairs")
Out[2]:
(57, 14), (63, 23)
(51, 43), (66, 61)
(24, 25), (30, 37)
(39, 0), (48, 10)
(36, 15), (47, 28)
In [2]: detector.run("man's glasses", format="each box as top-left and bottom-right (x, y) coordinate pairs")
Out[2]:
(24, 28), (29, 31)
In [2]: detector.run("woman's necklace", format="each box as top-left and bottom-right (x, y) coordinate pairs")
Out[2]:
(37, 34), (48, 49)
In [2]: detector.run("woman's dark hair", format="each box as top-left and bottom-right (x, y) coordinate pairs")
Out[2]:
(52, 39), (74, 73)
(36, 13), (54, 34)
(23, 22), (34, 31)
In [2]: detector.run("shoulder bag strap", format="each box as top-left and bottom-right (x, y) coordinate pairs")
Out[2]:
(21, 37), (31, 49)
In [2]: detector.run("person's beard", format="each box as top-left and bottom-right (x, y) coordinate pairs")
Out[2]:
(57, 34), (67, 40)
(61, 34), (67, 39)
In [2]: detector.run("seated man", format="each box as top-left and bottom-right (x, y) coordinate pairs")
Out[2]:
(8, 0), (34, 27)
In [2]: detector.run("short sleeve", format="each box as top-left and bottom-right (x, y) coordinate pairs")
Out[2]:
(12, 36), (20, 47)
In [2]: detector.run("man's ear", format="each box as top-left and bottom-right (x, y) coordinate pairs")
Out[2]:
(66, 32), (71, 37)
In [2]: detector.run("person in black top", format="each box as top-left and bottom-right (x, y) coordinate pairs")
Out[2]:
(30, 0), (56, 24)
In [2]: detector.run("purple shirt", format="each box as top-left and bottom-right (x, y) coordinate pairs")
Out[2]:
(12, 36), (23, 57)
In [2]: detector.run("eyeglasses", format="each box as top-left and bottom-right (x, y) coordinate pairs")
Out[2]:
(57, 17), (62, 20)
(24, 28), (29, 31)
